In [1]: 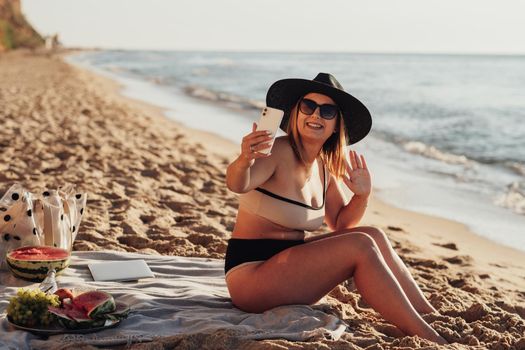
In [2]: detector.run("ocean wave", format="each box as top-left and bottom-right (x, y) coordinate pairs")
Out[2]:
(214, 58), (235, 66)
(495, 181), (525, 215)
(107, 66), (126, 74)
(147, 76), (166, 85)
(191, 68), (209, 76)
(184, 85), (265, 111)
(402, 141), (475, 167)
(505, 161), (525, 176)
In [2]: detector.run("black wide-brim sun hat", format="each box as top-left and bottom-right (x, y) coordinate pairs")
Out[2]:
(266, 72), (372, 145)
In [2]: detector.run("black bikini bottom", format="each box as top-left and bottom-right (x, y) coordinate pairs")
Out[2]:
(224, 238), (306, 278)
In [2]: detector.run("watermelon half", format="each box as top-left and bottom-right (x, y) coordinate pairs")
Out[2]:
(6, 246), (70, 282)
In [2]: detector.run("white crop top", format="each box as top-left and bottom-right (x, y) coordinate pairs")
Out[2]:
(238, 164), (327, 231)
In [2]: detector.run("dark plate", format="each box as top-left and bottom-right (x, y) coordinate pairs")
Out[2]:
(6, 315), (121, 336)
(5, 301), (130, 337)
(7, 315), (121, 336)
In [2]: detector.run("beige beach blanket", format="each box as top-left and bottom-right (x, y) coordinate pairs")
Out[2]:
(0, 251), (348, 348)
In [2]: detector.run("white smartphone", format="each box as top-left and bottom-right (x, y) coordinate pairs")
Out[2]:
(256, 106), (284, 155)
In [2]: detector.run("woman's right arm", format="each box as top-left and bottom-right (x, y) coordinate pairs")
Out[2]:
(226, 122), (277, 193)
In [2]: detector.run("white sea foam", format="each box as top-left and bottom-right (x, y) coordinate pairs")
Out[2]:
(403, 141), (474, 167)
(184, 85), (264, 111)
(495, 181), (525, 215)
(147, 77), (165, 85)
(186, 86), (221, 101)
(214, 58), (235, 66)
(506, 162), (525, 176)
(107, 66), (125, 73)
(191, 68), (209, 76)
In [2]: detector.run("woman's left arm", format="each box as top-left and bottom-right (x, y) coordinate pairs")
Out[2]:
(325, 150), (371, 231)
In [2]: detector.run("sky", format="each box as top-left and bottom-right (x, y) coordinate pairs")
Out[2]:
(22, 0), (525, 54)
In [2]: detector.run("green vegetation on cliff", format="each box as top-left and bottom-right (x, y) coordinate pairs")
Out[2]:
(0, 19), (15, 49)
(0, 0), (43, 51)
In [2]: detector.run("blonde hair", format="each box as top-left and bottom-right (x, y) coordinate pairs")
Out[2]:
(286, 99), (347, 179)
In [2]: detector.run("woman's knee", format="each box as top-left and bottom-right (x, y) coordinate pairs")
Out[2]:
(344, 232), (381, 259)
(365, 226), (390, 245)
(350, 226), (390, 249)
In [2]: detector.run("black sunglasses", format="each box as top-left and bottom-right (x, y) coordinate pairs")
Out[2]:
(299, 98), (339, 120)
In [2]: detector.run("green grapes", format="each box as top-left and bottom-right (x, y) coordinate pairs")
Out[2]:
(6, 288), (60, 327)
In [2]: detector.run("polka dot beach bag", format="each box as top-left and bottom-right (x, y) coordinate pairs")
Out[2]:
(0, 183), (87, 269)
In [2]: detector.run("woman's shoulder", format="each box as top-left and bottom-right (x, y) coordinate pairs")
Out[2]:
(272, 135), (292, 151)
(271, 136), (294, 160)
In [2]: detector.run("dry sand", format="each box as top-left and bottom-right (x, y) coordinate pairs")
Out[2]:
(0, 49), (524, 349)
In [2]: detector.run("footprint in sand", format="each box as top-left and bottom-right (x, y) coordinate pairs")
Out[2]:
(489, 262), (507, 268)
(206, 208), (228, 217)
(163, 200), (196, 212)
(141, 168), (161, 178)
(417, 272), (436, 281)
(174, 213), (202, 223)
(139, 214), (156, 224)
(405, 257), (449, 270)
(159, 183), (192, 195)
(186, 233), (218, 247)
(190, 223), (228, 236)
(175, 163), (199, 174)
(191, 193), (211, 206)
(200, 180), (217, 193)
(398, 244), (422, 254)
(111, 199), (131, 210)
(433, 242), (458, 250)
(121, 222), (142, 235)
(443, 255), (473, 266)
(447, 277), (468, 288)
(224, 198), (239, 209)
(220, 218), (235, 231)
(117, 235), (151, 249)
(101, 192), (123, 200)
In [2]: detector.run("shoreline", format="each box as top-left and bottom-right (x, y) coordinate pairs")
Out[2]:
(61, 49), (241, 162)
(63, 49), (525, 292)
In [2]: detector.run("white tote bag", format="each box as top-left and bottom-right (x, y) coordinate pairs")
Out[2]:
(0, 183), (87, 269)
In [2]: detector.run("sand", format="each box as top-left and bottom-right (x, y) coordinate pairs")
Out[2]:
(0, 49), (524, 350)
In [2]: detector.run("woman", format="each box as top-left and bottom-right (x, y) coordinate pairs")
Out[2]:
(224, 73), (447, 345)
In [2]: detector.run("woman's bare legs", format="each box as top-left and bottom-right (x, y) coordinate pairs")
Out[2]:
(307, 226), (437, 314)
(227, 232), (447, 344)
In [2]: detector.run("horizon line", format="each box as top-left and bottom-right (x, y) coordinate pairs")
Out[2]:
(64, 46), (525, 57)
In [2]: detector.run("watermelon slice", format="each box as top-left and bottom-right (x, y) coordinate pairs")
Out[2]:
(49, 303), (105, 329)
(72, 291), (116, 318)
(6, 246), (70, 282)
(48, 306), (74, 322)
(93, 301), (130, 321)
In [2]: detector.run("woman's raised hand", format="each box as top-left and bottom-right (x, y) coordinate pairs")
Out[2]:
(342, 150), (371, 197)
(239, 122), (274, 167)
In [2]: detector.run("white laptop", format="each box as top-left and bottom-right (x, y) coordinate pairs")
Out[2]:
(88, 260), (155, 281)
